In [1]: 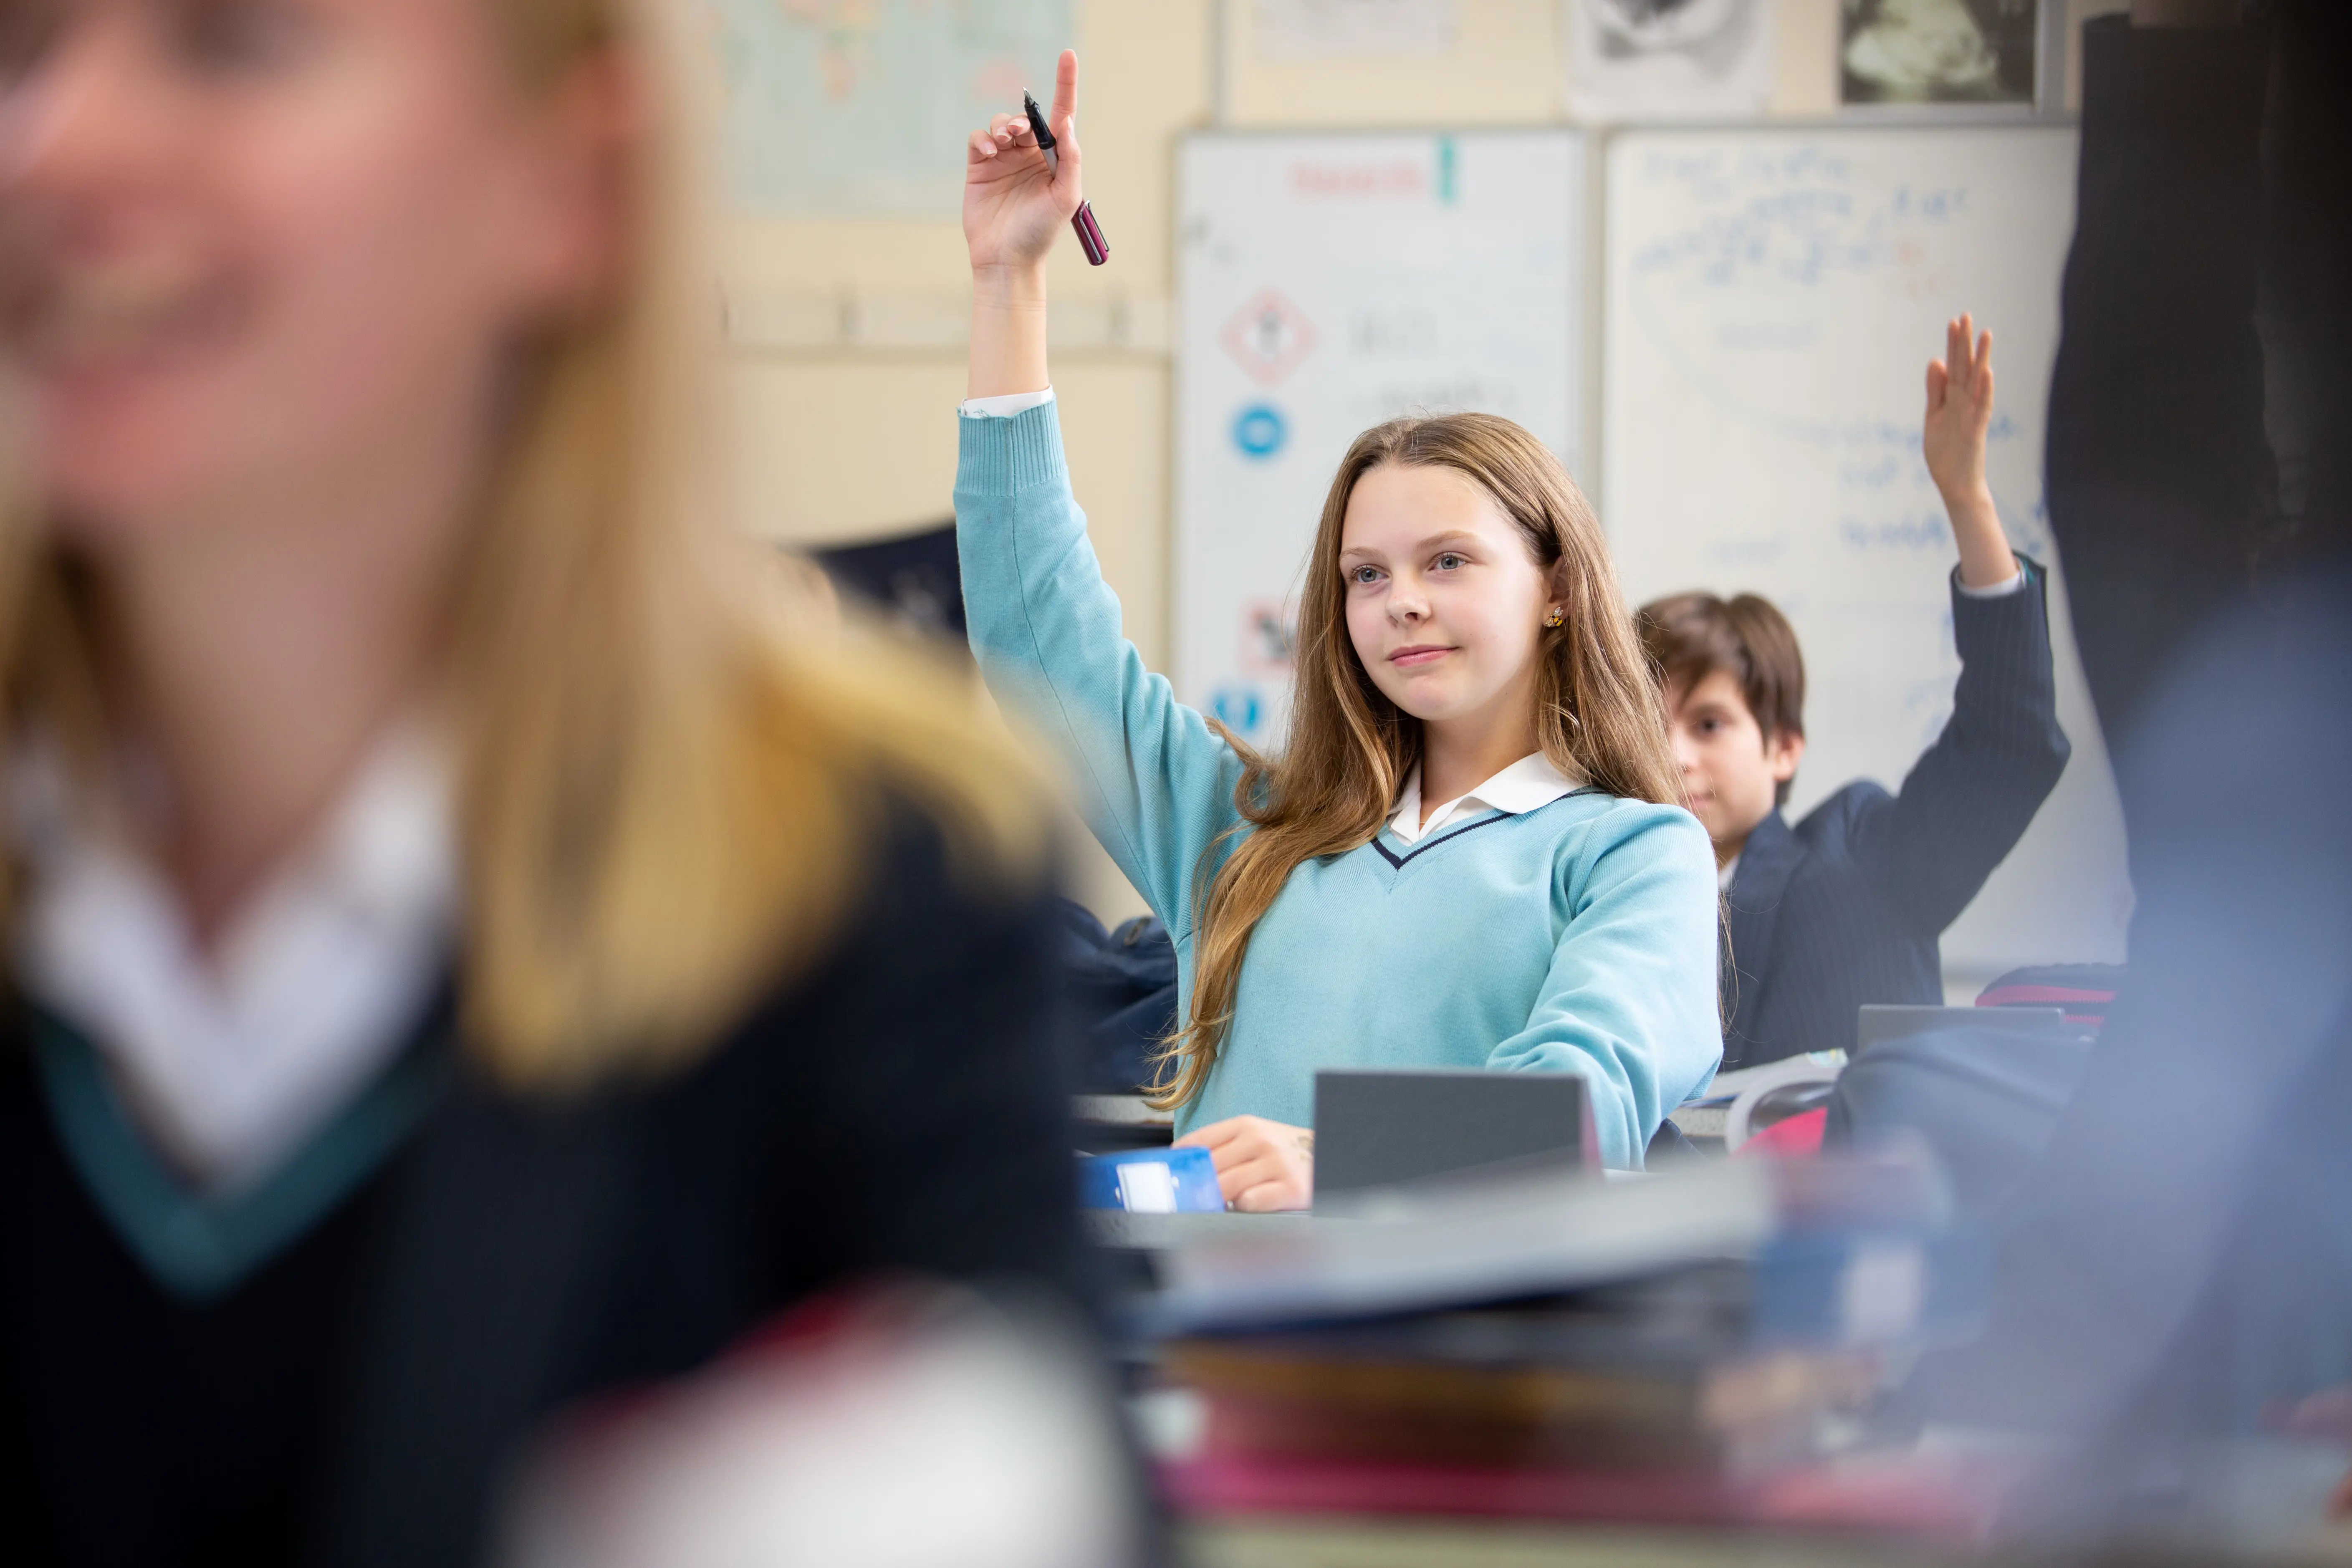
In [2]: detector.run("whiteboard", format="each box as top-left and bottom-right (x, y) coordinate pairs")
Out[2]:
(1603, 126), (2130, 981)
(1175, 131), (1586, 740)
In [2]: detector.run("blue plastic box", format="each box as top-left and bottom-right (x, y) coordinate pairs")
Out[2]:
(1076, 1146), (1225, 1212)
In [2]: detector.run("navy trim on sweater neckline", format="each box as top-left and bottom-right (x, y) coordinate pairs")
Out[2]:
(1372, 787), (1598, 869)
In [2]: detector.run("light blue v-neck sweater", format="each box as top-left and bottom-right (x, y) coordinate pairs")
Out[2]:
(955, 403), (1721, 1167)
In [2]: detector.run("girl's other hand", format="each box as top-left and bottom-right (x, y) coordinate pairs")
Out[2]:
(1923, 312), (1995, 507)
(1174, 1116), (1314, 1212)
(962, 48), (1082, 277)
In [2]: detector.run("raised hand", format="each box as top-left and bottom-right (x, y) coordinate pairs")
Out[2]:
(963, 48), (1082, 276)
(1922, 313), (2016, 590)
(1923, 312), (1995, 507)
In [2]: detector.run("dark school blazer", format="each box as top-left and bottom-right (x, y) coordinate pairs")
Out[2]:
(1720, 560), (2071, 1069)
(0, 804), (1089, 1568)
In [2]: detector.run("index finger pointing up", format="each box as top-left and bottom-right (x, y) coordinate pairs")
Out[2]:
(1049, 47), (1078, 141)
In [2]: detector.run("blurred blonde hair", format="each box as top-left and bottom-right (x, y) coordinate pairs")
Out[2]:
(1152, 414), (1679, 1110)
(0, 0), (1045, 1089)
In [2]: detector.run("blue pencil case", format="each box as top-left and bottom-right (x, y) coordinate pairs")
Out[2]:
(1077, 1146), (1225, 1212)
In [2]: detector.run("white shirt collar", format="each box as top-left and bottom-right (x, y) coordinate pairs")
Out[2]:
(1718, 852), (1740, 892)
(1387, 751), (1582, 845)
(10, 724), (458, 1190)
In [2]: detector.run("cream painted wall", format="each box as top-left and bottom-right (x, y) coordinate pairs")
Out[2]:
(1223, 0), (1559, 124)
(718, 0), (2080, 923)
(715, 1), (1212, 924)
(718, 0), (1210, 553)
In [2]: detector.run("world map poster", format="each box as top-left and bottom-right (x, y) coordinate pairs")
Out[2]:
(705, 0), (1074, 215)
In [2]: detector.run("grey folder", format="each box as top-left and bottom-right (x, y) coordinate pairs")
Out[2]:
(1313, 1068), (1597, 1209)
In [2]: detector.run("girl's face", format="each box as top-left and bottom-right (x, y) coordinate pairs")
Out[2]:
(0, 0), (615, 537)
(1337, 461), (1562, 735)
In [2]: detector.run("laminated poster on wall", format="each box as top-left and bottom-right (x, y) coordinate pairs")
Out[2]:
(1561, 0), (1774, 123)
(1175, 131), (1584, 748)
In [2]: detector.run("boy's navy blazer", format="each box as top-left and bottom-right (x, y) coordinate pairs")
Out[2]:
(1720, 559), (2071, 1069)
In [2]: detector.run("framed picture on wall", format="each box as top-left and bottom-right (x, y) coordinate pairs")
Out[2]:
(1561, 0), (1776, 122)
(1840, 0), (2039, 107)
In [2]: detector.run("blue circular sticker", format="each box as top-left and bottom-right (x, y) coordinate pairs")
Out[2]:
(1232, 403), (1288, 460)
(1210, 684), (1264, 735)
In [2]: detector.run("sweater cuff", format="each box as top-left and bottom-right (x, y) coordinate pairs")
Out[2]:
(955, 399), (1069, 495)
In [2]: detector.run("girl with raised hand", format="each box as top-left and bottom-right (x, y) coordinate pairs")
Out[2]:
(958, 52), (1720, 1209)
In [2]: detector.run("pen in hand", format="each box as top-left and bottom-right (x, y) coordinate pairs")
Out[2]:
(1023, 90), (1109, 266)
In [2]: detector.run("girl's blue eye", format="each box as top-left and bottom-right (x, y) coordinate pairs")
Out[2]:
(1349, 565), (1382, 585)
(1434, 553), (1466, 571)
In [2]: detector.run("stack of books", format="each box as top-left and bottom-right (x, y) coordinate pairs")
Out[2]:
(1138, 1156), (2008, 1538)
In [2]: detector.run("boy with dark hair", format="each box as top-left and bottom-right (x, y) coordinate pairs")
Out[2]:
(1637, 318), (2072, 1069)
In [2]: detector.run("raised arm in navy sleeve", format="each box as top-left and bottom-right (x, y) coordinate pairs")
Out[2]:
(1849, 559), (2070, 938)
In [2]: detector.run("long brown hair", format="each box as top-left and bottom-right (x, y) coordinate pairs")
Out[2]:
(0, 0), (1045, 1090)
(1149, 413), (1679, 1110)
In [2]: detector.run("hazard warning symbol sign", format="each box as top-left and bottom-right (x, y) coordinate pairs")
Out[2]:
(1219, 288), (1319, 388)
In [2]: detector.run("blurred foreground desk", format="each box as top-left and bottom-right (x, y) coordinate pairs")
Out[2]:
(1179, 1516), (2352, 1568)
(1117, 1164), (2352, 1568)
(1086, 1206), (1326, 1307)
(1180, 1518), (1971, 1568)
(1085, 1209), (1315, 1248)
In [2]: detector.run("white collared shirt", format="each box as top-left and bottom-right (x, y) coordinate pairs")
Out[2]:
(10, 725), (458, 1190)
(1956, 564), (2027, 598)
(960, 388), (1057, 418)
(1387, 751), (1583, 845)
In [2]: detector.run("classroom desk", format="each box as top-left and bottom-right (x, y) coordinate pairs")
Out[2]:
(1084, 1208), (1319, 1248)
(1177, 1516), (2352, 1567)
(1179, 1518), (1975, 1568)
(1086, 1206), (1335, 1313)
(1105, 1207), (2352, 1567)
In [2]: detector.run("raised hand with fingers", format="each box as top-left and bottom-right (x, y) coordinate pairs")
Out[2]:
(1922, 312), (2018, 591)
(1925, 311), (1995, 505)
(963, 48), (1082, 275)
